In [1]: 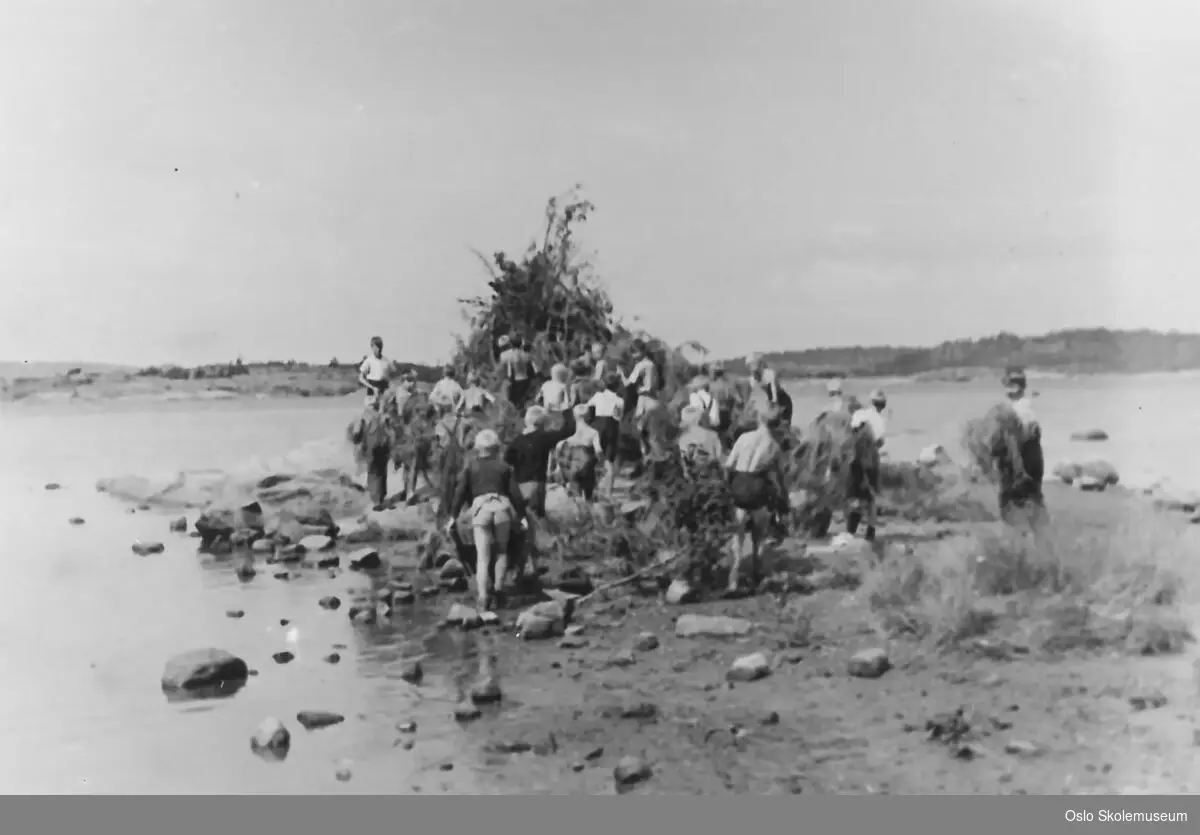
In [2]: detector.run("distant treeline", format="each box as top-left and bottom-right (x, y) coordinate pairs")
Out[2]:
(135, 358), (444, 383)
(719, 328), (1200, 379)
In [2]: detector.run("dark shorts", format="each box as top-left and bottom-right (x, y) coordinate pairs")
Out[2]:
(593, 416), (621, 462)
(508, 378), (532, 406)
(846, 460), (880, 502)
(730, 471), (772, 512)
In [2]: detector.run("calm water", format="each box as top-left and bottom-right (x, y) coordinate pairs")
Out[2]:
(0, 373), (1195, 794)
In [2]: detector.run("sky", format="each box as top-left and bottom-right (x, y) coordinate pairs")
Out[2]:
(2, 0), (1199, 366)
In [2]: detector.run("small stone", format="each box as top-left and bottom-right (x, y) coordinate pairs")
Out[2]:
(335, 764), (353, 782)
(761, 711), (781, 726)
(273, 571), (290, 581)
(847, 648), (891, 679)
(438, 558), (467, 580)
(1004, 740), (1044, 758)
(727, 652), (772, 682)
(279, 619), (290, 626)
(469, 676), (503, 705)
(161, 648), (249, 697)
(131, 540), (165, 556)
(297, 535), (334, 553)
(516, 601), (570, 641)
(613, 755), (652, 787)
(619, 702), (658, 720)
(225, 609), (245, 619)
(44, 482), (62, 491)
(169, 516), (188, 532)
(272, 651), (294, 665)
(397, 740), (414, 751)
(558, 635), (589, 649)
(393, 589), (416, 605)
(419, 586), (440, 598)
(396, 721), (417, 734)
(323, 652), (341, 664)
(348, 547), (382, 571)
(316, 554), (339, 569)
(674, 614), (753, 638)
(585, 746), (605, 761)
(445, 603), (482, 630)
(68, 517), (85, 526)
(664, 578), (699, 605)
(399, 659), (423, 684)
(632, 632), (660, 652)
(479, 610), (500, 625)
(565, 624), (586, 637)
(606, 648), (637, 668)
(250, 718), (291, 761)
(318, 595), (342, 611)
(453, 703), (483, 722)
(1129, 691), (1168, 711)
(296, 710), (345, 731)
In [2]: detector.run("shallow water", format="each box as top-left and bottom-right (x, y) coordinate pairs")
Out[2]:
(0, 374), (1195, 793)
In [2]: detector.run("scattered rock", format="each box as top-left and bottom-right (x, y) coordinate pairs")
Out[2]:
(44, 482), (62, 491)
(1129, 691), (1168, 711)
(558, 635), (589, 649)
(323, 652), (341, 664)
(348, 548), (382, 571)
(674, 614), (753, 638)
(761, 710), (781, 726)
(396, 721), (417, 734)
(318, 595), (342, 611)
(613, 755), (652, 788)
(335, 763), (353, 782)
(847, 648), (891, 679)
(1004, 740), (1044, 758)
(131, 541), (165, 556)
(68, 517), (85, 526)
(169, 516), (188, 532)
(161, 649), (249, 699)
(251, 539), (274, 553)
(272, 651), (295, 665)
(632, 632), (660, 652)
(516, 600), (572, 640)
(225, 609), (245, 619)
(1070, 429), (1109, 442)
(726, 652), (772, 682)
(273, 571), (290, 581)
(453, 703), (483, 722)
(297, 534), (334, 553)
(438, 557), (467, 580)
(392, 588), (416, 605)
(1076, 475), (1105, 492)
(296, 710), (345, 731)
(469, 676), (503, 705)
(398, 659), (423, 684)
(604, 648), (637, 668)
(445, 603), (483, 630)
(315, 554), (340, 569)
(250, 718), (291, 761)
(664, 578), (699, 605)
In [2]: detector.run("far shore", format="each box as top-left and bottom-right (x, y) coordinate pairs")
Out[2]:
(5, 363), (1200, 407)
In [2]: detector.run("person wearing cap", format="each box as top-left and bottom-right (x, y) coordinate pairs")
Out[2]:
(707, 361), (743, 448)
(993, 367), (1046, 526)
(358, 336), (392, 406)
(677, 403), (725, 478)
(587, 373), (626, 498)
(538, 363), (574, 411)
(446, 428), (528, 611)
(430, 365), (464, 413)
(553, 403), (604, 500)
(824, 378), (848, 415)
(687, 373), (721, 430)
(845, 388), (888, 541)
(499, 335), (535, 407)
(724, 405), (790, 595)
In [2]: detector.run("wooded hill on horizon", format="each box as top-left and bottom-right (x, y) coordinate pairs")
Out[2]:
(718, 328), (1200, 379)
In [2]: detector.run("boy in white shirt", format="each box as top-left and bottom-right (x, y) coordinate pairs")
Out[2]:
(587, 374), (625, 498)
(429, 366), (464, 413)
(538, 363), (573, 411)
(358, 336), (391, 406)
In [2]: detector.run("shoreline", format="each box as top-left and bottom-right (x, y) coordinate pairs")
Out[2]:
(7, 366), (1200, 407)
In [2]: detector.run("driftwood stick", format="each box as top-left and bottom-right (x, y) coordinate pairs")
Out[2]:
(576, 551), (687, 606)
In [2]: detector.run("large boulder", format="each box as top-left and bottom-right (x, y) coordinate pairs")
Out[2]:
(162, 649), (249, 700)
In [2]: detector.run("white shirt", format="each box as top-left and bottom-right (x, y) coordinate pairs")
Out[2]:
(359, 354), (390, 383)
(430, 378), (464, 409)
(1010, 396), (1039, 432)
(626, 358), (656, 394)
(689, 389), (720, 427)
(588, 390), (624, 419)
(850, 407), (887, 446)
(539, 379), (571, 410)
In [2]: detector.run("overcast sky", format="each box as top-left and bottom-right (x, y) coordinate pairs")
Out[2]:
(2, 0), (1198, 366)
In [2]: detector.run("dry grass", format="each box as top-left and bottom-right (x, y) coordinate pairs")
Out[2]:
(863, 486), (1197, 656)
